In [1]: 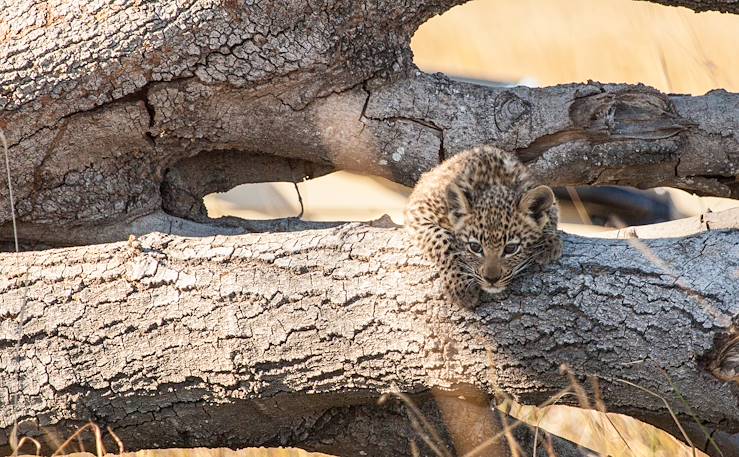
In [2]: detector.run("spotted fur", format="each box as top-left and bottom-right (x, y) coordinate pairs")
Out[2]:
(404, 145), (562, 308)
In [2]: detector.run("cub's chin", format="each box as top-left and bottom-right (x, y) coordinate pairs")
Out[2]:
(481, 284), (505, 294)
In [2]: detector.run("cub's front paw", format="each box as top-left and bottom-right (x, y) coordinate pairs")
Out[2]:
(443, 281), (481, 309)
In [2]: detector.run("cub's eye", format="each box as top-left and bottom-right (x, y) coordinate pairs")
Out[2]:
(467, 241), (483, 255)
(503, 242), (520, 256)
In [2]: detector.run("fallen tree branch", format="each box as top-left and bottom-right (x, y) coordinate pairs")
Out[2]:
(1, 226), (737, 455)
(1, 1), (738, 247)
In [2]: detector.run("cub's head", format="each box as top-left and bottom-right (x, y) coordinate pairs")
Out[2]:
(446, 182), (556, 293)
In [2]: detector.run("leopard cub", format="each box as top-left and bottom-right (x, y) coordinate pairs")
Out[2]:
(404, 145), (562, 308)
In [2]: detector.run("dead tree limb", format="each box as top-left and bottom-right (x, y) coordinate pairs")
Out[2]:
(0, 226), (737, 455)
(1, 0), (738, 247)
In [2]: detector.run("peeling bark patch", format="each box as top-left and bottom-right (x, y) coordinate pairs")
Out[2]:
(569, 89), (692, 140)
(520, 88), (692, 162)
(707, 326), (739, 384)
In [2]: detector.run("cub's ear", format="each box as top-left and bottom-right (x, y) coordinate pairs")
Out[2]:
(519, 185), (554, 226)
(446, 182), (473, 230)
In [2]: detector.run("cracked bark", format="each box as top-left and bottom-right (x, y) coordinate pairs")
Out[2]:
(1, 0), (738, 247)
(0, 226), (738, 456)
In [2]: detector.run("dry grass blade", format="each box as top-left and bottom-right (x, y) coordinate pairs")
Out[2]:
(614, 377), (697, 457)
(406, 412), (451, 457)
(498, 410), (522, 457)
(10, 428), (55, 457)
(543, 434), (558, 457)
(41, 427), (64, 455)
(94, 423), (105, 457)
(565, 186), (592, 226)
(410, 439), (421, 457)
(9, 422), (18, 452)
(656, 367), (725, 457)
(1, 128), (18, 252)
(10, 435), (41, 456)
(51, 422), (107, 457)
(560, 365), (591, 410)
(77, 432), (86, 454)
(461, 387), (572, 457)
(600, 413), (635, 457)
(379, 392), (453, 457)
(108, 426), (125, 455)
(529, 392), (576, 457)
(3, 127), (28, 457)
(589, 376), (606, 414)
(589, 374), (635, 456)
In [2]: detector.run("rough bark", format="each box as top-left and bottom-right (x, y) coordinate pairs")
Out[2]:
(2, 0), (738, 247)
(1, 226), (737, 455)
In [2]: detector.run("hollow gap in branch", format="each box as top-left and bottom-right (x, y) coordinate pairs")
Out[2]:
(203, 170), (411, 225)
(159, 149), (333, 222)
(556, 185), (739, 238)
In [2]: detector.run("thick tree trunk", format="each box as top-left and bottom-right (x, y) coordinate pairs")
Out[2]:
(1, 224), (737, 455)
(1, 0), (738, 247)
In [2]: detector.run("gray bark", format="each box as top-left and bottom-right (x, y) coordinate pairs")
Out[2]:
(1, 225), (737, 456)
(1, 0), (738, 247)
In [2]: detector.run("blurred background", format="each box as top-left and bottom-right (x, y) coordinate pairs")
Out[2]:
(205, 0), (739, 233)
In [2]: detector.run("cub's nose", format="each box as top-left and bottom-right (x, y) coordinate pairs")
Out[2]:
(482, 262), (502, 284)
(484, 272), (501, 283)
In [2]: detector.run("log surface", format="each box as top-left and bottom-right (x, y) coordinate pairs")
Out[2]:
(1, 226), (737, 453)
